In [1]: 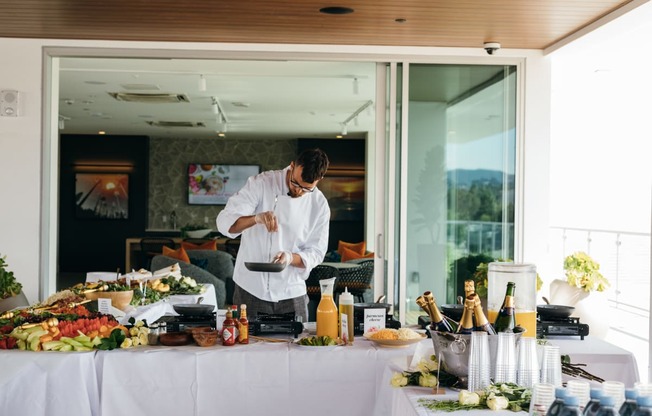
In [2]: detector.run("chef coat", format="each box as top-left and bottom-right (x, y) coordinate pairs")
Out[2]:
(216, 166), (330, 302)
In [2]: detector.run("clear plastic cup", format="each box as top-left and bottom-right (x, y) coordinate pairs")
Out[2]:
(539, 345), (562, 387)
(529, 383), (556, 416)
(517, 337), (540, 388)
(468, 331), (491, 392)
(494, 332), (517, 383)
(635, 382), (652, 397)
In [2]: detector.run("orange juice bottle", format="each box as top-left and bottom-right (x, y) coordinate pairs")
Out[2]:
(316, 277), (338, 339)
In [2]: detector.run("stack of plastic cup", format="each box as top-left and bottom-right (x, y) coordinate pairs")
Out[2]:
(494, 332), (517, 383)
(529, 383), (556, 416)
(517, 337), (539, 388)
(635, 382), (652, 397)
(603, 380), (626, 411)
(467, 331), (491, 392)
(539, 345), (562, 387)
(566, 380), (591, 412)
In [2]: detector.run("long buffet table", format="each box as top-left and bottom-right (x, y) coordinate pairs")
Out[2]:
(0, 334), (640, 416)
(0, 335), (422, 416)
(378, 335), (640, 416)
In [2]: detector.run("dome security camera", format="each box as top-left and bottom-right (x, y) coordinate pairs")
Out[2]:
(484, 42), (501, 55)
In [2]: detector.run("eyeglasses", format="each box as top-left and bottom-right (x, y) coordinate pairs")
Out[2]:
(289, 167), (315, 193)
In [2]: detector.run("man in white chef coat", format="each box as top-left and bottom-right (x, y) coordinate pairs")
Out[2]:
(216, 149), (330, 322)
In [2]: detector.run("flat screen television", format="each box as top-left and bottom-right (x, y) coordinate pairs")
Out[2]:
(187, 164), (260, 205)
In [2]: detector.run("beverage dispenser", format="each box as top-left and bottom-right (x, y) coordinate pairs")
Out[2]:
(487, 262), (537, 337)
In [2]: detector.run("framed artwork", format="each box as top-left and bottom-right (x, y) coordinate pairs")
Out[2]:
(319, 170), (365, 221)
(187, 163), (260, 205)
(75, 173), (129, 219)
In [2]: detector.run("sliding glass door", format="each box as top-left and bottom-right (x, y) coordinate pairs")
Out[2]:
(392, 63), (517, 324)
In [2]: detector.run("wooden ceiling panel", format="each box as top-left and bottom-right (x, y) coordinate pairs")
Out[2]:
(0, 0), (634, 49)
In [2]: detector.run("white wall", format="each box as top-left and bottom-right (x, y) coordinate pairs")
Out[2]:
(0, 37), (551, 304)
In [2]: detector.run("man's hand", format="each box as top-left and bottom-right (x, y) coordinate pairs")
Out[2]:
(254, 211), (278, 232)
(273, 251), (293, 267)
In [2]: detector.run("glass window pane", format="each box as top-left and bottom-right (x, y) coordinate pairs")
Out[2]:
(403, 64), (517, 325)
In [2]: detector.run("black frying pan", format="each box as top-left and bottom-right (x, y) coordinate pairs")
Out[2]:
(245, 262), (286, 273)
(173, 304), (215, 316)
(537, 304), (575, 319)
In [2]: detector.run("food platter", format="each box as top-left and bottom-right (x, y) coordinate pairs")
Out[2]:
(363, 332), (427, 348)
(245, 262), (286, 273)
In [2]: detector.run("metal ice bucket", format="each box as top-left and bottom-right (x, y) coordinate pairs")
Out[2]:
(429, 329), (525, 385)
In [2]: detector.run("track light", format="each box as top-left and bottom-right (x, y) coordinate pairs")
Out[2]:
(340, 122), (348, 136)
(212, 101), (219, 115)
(353, 77), (359, 95)
(199, 74), (207, 92)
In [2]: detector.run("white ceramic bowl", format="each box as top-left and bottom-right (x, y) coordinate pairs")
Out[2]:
(186, 229), (212, 238)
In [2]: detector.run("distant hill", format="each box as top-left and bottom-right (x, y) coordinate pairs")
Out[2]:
(447, 169), (514, 187)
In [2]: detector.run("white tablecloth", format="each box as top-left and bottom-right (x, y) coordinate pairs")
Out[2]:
(0, 350), (99, 416)
(95, 336), (426, 416)
(382, 336), (640, 416)
(549, 336), (640, 386)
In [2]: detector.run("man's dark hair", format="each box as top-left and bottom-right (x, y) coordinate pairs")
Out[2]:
(296, 148), (329, 182)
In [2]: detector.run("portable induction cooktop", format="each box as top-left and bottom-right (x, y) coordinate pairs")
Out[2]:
(156, 313), (217, 333)
(250, 312), (304, 338)
(536, 316), (589, 340)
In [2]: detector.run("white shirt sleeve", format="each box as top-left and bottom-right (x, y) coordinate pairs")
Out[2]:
(216, 174), (263, 238)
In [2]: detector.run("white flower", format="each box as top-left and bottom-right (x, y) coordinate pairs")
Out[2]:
(120, 338), (133, 349)
(390, 372), (409, 387)
(417, 356), (438, 373)
(487, 395), (509, 411)
(131, 336), (140, 346)
(459, 390), (481, 405)
(418, 373), (438, 388)
(129, 327), (139, 337)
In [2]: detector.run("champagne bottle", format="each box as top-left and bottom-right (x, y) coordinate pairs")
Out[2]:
(428, 294), (456, 333)
(494, 281), (516, 332)
(416, 293), (456, 333)
(472, 294), (496, 334)
(456, 297), (475, 334)
(464, 279), (476, 298)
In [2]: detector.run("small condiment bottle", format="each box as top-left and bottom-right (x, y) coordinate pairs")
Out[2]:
(338, 287), (354, 345)
(238, 304), (249, 344)
(222, 310), (237, 346)
(148, 323), (159, 345)
(159, 322), (167, 334)
(231, 305), (240, 342)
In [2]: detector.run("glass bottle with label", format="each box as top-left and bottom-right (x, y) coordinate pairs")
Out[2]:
(221, 309), (237, 346)
(472, 294), (496, 334)
(238, 304), (249, 344)
(427, 294), (455, 333)
(493, 282), (517, 333)
(456, 297), (476, 334)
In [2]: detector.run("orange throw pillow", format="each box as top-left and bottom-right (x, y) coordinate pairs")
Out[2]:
(340, 246), (374, 262)
(162, 246), (190, 263)
(337, 240), (366, 256)
(181, 240), (217, 251)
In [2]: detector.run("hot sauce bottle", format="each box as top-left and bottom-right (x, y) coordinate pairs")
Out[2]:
(238, 304), (249, 344)
(221, 309), (237, 346)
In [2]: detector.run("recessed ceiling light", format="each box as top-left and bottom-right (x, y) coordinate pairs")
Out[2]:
(319, 6), (354, 15)
(98, 131), (106, 135)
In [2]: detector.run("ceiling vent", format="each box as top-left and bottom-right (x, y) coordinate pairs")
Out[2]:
(146, 121), (206, 128)
(119, 83), (161, 91)
(108, 92), (190, 103)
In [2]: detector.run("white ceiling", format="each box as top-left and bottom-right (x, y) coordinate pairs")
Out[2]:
(58, 58), (378, 140)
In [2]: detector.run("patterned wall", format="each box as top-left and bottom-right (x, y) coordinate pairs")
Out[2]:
(148, 137), (297, 230)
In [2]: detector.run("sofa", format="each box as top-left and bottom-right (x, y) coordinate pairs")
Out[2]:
(150, 249), (235, 309)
